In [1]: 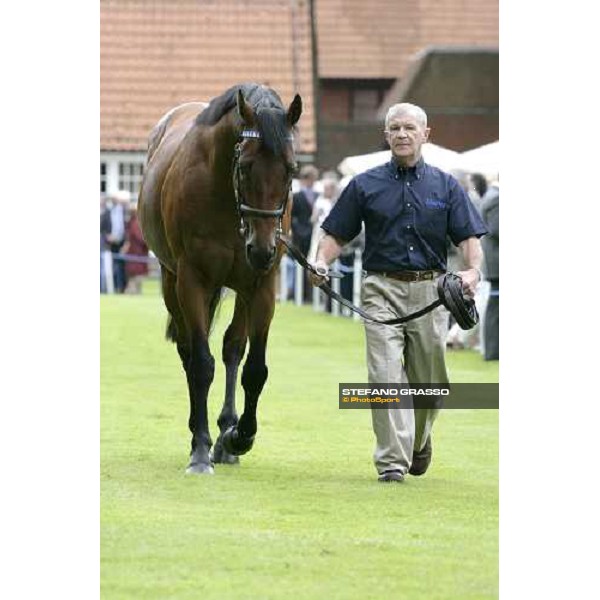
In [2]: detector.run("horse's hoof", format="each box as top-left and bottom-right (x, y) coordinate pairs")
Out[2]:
(185, 462), (214, 475)
(222, 425), (255, 456)
(185, 448), (214, 475)
(210, 439), (240, 465)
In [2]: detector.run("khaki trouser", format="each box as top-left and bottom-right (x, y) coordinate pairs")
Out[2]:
(361, 274), (449, 475)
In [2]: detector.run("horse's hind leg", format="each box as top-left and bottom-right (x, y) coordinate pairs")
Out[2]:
(161, 267), (190, 370)
(212, 294), (247, 465)
(176, 262), (216, 475)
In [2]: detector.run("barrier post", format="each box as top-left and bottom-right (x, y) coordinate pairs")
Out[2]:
(103, 251), (114, 294)
(294, 261), (303, 306)
(352, 249), (362, 321)
(331, 259), (341, 317)
(312, 283), (321, 311)
(279, 254), (288, 302)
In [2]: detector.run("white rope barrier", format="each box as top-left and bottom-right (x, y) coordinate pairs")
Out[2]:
(101, 249), (365, 322)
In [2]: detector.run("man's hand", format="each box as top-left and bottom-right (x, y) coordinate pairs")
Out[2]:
(456, 268), (480, 298)
(309, 259), (330, 287)
(309, 234), (344, 286)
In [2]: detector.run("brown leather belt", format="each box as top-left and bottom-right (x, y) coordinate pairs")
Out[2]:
(370, 270), (444, 282)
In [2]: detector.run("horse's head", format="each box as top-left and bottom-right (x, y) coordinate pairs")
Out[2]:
(234, 89), (302, 273)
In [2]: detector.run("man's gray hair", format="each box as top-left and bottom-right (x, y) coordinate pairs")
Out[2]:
(384, 103), (428, 129)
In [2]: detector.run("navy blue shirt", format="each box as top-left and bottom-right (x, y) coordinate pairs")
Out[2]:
(322, 158), (488, 271)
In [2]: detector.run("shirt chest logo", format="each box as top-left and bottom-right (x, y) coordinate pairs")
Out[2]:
(425, 198), (447, 210)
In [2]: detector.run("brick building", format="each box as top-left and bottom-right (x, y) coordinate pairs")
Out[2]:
(314, 0), (498, 168)
(100, 0), (498, 195)
(100, 0), (316, 197)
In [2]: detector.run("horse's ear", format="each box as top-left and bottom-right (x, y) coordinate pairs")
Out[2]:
(236, 89), (256, 127)
(287, 94), (302, 127)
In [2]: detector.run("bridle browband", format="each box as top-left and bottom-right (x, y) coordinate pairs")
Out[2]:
(232, 128), (294, 240)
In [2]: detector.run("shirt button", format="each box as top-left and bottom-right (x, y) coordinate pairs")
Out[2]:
(409, 246), (414, 251)
(395, 175), (399, 180)
(407, 182), (411, 187)
(406, 225), (411, 229)
(407, 203), (411, 207)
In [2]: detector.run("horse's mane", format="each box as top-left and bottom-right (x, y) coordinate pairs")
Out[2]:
(195, 83), (290, 156)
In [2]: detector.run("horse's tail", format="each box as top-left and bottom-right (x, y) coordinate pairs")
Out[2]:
(164, 287), (225, 344)
(207, 287), (225, 337)
(165, 315), (178, 343)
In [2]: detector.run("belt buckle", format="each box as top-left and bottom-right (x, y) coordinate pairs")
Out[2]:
(414, 271), (424, 281)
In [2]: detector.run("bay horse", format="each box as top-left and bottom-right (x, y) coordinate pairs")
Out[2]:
(138, 83), (302, 474)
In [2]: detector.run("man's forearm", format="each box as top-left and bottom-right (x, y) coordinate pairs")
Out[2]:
(459, 237), (483, 270)
(455, 237), (484, 295)
(315, 233), (344, 265)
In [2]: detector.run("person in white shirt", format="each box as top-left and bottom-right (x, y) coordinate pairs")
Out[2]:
(308, 176), (339, 262)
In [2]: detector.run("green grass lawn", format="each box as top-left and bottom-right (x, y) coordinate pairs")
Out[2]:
(101, 286), (498, 599)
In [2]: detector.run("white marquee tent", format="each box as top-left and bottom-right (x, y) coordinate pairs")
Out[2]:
(337, 143), (462, 177)
(336, 140), (499, 186)
(457, 141), (498, 179)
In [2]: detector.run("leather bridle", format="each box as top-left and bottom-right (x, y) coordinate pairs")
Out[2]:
(232, 128), (294, 241)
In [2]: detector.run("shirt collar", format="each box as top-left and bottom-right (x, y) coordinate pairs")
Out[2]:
(389, 156), (426, 179)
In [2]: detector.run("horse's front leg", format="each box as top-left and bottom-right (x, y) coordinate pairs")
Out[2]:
(222, 280), (275, 456)
(177, 261), (216, 475)
(211, 294), (247, 465)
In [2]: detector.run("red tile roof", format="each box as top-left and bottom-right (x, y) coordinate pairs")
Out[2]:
(101, 1), (498, 153)
(101, 0), (316, 153)
(315, 0), (498, 79)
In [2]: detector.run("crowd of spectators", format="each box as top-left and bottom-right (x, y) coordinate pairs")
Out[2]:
(100, 190), (149, 294)
(444, 170), (499, 360)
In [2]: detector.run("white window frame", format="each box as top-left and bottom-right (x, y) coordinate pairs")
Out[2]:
(100, 152), (146, 200)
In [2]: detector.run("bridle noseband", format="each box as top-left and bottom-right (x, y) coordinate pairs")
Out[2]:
(232, 128), (294, 240)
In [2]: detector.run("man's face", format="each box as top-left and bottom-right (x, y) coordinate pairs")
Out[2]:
(385, 113), (430, 165)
